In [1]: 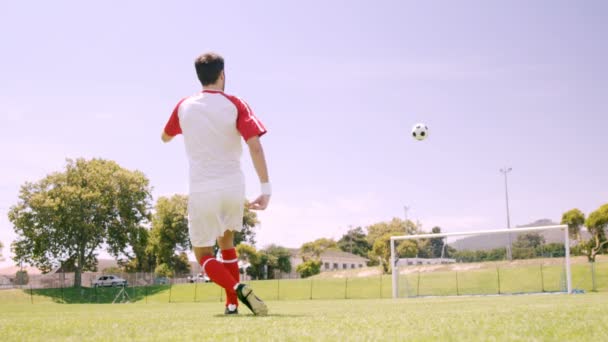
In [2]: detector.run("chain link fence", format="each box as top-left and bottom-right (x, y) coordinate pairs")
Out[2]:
(0, 259), (605, 304)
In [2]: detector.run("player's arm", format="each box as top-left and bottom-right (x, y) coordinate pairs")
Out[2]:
(247, 135), (271, 210)
(161, 131), (174, 143)
(233, 95), (271, 210)
(162, 98), (187, 143)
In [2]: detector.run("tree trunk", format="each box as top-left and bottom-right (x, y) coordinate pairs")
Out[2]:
(74, 263), (82, 288)
(590, 262), (597, 292)
(73, 248), (85, 288)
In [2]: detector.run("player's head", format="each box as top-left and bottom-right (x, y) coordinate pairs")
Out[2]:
(195, 52), (225, 90)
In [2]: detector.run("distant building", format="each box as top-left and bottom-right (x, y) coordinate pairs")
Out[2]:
(287, 249), (368, 278)
(396, 258), (456, 266)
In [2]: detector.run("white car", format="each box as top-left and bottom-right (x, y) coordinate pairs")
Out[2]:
(187, 274), (211, 283)
(92, 275), (128, 287)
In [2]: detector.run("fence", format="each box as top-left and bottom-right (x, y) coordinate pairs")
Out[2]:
(0, 260), (606, 304)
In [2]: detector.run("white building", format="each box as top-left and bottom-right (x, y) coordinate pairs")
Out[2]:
(397, 257), (456, 266)
(287, 249), (369, 278)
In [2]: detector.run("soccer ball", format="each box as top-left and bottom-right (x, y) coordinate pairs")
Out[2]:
(412, 123), (428, 141)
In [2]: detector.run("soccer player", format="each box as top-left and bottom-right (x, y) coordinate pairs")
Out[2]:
(161, 52), (270, 316)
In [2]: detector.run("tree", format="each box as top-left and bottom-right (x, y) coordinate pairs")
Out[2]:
(238, 204), (259, 246)
(301, 238), (338, 259)
(296, 260), (321, 278)
(9, 158), (152, 287)
(235, 244), (292, 280)
(429, 227), (444, 258)
(561, 208), (585, 241)
(15, 270), (29, 285)
(154, 263), (173, 278)
(337, 227), (371, 258)
(102, 266), (123, 275)
(237, 244), (263, 279)
(172, 252), (191, 277)
(147, 195), (191, 275)
(264, 244), (292, 277)
(370, 233), (418, 273)
(365, 218), (421, 269)
(584, 204), (608, 262)
(366, 218), (420, 247)
(512, 233), (545, 259)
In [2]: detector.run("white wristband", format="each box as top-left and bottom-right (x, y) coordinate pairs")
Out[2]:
(261, 182), (272, 196)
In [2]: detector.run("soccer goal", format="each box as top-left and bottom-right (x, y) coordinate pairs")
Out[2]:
(390, 225), (572, 298)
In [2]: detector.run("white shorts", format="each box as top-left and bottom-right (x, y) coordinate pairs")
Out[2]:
(188, 186), (245, 247)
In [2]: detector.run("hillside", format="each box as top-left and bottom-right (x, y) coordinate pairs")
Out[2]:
(450, 219), (589, 251)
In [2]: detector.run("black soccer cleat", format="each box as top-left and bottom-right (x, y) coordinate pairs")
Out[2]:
(236, 284), (268, 316)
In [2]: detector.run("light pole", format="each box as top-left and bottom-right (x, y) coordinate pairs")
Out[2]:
(500, 167), (513, 260)
(403, 205), (409, 222)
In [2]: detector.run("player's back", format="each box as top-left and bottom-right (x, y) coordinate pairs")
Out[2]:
(178, 91), (243, 190)
(164, 89), (266, 193)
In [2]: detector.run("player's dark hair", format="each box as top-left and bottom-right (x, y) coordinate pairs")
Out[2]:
(194, 53), (225, 86)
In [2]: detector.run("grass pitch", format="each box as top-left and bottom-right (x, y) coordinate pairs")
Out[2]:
(1, 293), (607, 341)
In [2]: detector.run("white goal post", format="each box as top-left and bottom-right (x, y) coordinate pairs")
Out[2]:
(390, 225), (572, 298)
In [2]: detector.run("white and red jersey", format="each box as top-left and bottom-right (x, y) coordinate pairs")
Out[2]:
(164, 89), (266, 193)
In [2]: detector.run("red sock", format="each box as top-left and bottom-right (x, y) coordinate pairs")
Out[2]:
(222, 248), (240, 307)
(200, 256), (238, 298)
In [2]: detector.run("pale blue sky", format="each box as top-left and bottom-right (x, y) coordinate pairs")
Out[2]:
(1, 0), (607, 266)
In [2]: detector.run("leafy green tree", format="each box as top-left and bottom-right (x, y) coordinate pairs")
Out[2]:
(9, 158), (152, 287)
(561, 208), (586, 241)
(584, 204), (608, 262)
(236, 244), (291, 280)
(146, 195), (191, 275)
(236, 243), (268, 279)
(172, 252), (191, 277)
(236, 244), (262, 279)
(15, 270), (29, 285)
(512, 233), (545, 259)
(102, 266), (123, 275)
(154, 263), (173, 278)
(337, 227), (371, 258)
(264, 244), (292, 276)
(370, 233), (418, 273)
(301, 238), (338, 259)
(237, 204), (259, 246)
(429, 227), (444, 258)
(366, 218), (419, 247)
(296, 259), (321, 278)
(365, 218), (421, 270)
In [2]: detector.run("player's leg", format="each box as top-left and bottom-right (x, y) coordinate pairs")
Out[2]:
(217, 230), (240, 314)
(194, 244), (240, 300)
(217, 189), (268, 316)
(189, 192), (240, 311)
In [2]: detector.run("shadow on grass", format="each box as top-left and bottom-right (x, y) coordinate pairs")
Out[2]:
(212, 313), (309, 318)
(27, 285), (171, 304)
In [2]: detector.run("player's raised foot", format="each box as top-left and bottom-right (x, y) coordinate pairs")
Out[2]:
(224, 304), (239, 315)
(236, 284), (268, 316)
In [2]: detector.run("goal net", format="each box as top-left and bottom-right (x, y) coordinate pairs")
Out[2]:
(390, 225), (572, 298)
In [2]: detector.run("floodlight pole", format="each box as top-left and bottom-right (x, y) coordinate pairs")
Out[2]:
(500, 167), (513, 260)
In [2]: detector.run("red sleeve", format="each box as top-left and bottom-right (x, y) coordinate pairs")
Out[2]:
(163, 98), (188, 136)
(224, 94), (267, 141)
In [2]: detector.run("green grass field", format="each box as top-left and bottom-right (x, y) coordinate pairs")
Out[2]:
(1, 294), (607, 341)
(0, 259), (606, 341)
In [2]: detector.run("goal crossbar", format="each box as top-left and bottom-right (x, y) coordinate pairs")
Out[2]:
(390, 224), (571, 298)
